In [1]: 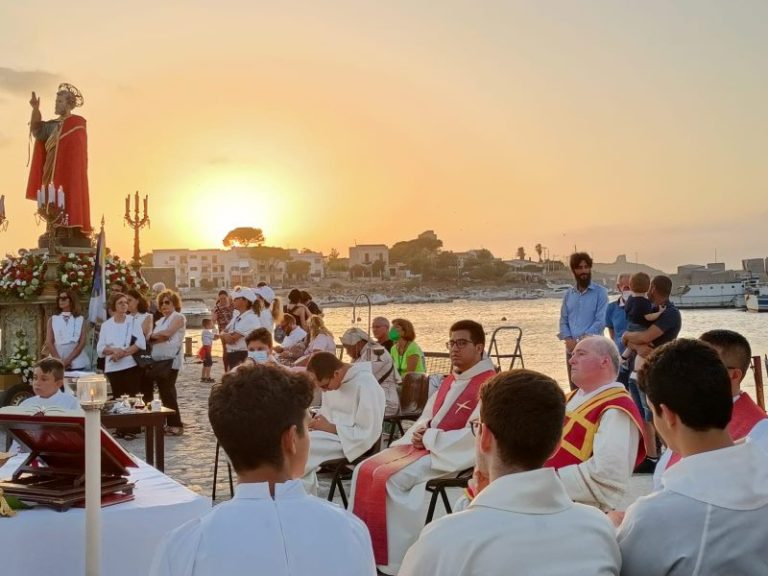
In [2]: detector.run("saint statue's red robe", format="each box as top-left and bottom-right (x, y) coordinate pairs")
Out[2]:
(26, 114), (91, 233)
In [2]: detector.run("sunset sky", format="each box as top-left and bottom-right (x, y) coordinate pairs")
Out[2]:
(1, 2), (766, 272)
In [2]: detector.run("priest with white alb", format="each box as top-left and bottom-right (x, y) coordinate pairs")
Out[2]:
(150, 364), (376, 576)
(302, 351), (385, 494)
(350, 320), (497, 575)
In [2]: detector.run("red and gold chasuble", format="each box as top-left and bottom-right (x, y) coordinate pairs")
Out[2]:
(666, 391), (767, 469)
(546, 386), (646, 470)
(353, 368), (495, 565)
(26, 114), (91, 233)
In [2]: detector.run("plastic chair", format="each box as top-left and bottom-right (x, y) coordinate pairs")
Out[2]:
(383, 373), (430, 447)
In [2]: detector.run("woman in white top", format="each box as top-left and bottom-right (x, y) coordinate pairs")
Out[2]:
(127, 288), (154, 402)
(96, 292), (146, 398)
(294, 315), (336, 367)
(45, 289), (91, 371)
(149, 289), (186, 435)
(254, 285), (282, 335)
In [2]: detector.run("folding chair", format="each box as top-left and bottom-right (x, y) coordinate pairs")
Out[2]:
(319, 437), (382, 509)
(424, 467), (474, 524)
(211, 440), (234, 501)
(383, 373), (430, 447)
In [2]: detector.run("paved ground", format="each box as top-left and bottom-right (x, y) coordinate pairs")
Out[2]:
(1, 355), (653, 508)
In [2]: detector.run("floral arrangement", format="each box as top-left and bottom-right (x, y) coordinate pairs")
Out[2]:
(105, 255), (149, 293)
(1, 329), (35, 384)
(59, 252), (94, 293)
(0, 253), (46, 299)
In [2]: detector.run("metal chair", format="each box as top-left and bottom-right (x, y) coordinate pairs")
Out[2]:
(211, 440), (234, 501)
(383, 373), (430, 447)
(424, 467), (474, 524)
(319, 437), (382, 508)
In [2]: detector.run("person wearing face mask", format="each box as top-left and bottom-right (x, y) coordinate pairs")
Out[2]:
(558, 252), (608, 390)
(243, 328), (279, 366)
(604, 273), (631, 385)
(219, 287), (262, 370)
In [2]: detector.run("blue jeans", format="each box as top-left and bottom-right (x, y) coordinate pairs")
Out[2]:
(628, 376), (653, 422)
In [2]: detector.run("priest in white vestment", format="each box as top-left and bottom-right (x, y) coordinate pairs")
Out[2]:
(400, 370), (620, 576)
(351, 320), (497, 575)
(150, 364), (376, 576)
(617, 339), (768, 575)
(301, 352), (385, 494)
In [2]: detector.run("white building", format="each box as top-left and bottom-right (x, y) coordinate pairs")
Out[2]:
(349, 244), (389, 268)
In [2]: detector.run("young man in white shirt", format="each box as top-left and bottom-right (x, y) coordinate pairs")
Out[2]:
(400, 369), (620, 576)
(150, 364), (376, 576)
(617, 339), (768, 575)
(301, 352), (385, 494)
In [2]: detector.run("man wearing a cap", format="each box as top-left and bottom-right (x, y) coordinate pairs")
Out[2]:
(219, 287), (262, 369)
(342, 327), (400, 417)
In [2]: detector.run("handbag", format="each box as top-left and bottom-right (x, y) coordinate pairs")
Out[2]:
(131, 335), (154, 368)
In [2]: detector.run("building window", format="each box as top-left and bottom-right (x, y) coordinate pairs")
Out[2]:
(190, 266), (198, 271)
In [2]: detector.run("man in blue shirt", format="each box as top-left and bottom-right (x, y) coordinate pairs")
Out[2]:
(623, 275), (682, 473)
(605, 273), (631, 384)
(558, 252), (609, 389)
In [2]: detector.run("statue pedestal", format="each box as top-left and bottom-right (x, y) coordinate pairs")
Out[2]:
(0, 295), (58, 358)
(38, 226), (93, 250)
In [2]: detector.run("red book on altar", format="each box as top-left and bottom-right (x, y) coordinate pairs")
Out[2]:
(0, 408), (137, 511)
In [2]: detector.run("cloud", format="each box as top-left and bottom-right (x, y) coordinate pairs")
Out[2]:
(0, 67), (60, 96)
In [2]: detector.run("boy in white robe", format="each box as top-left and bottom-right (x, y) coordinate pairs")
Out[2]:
(616, 339), (768, 575)
(149, 364), (376, 576)
(20, 357), (81, 412)
(400, 369), (620, 576)
(302, 352), (385, 494)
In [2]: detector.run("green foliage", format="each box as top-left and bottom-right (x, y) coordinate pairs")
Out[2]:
(389, 231), (443, 266)
(516, 246), (526, 260)
(286, 260), (311, 280)
(223, 227), (265, 248)
(248, 246), (290, 261)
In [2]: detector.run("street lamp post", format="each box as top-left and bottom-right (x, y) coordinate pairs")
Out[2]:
(124, 191), (150, 270)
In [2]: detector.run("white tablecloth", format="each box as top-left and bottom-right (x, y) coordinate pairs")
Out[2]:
(0, 454), (210, 576)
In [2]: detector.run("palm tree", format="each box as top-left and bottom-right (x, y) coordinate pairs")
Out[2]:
(535, 243), (543, 262)
(516, 246), (526, 261)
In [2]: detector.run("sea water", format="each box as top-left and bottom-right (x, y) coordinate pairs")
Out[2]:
(190, 299), (768, 395)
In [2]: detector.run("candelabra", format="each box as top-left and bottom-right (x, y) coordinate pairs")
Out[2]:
(124, 191), (150, 269)
(35, 185), (68, 256)
(0, 194), (7, 231)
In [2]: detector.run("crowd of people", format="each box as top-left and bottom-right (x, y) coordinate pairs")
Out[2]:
(14, 263), (768, 575)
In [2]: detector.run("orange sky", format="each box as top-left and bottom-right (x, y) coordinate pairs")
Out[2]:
(1, 2), (766, 271)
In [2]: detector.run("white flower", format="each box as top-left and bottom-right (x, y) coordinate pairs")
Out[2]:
(12, 368), (20, 374)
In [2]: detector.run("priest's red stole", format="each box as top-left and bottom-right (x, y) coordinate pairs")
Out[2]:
(546, 387), (646, 470)
(666, 391), (767, 470)
(353, 368), (495, 565)
(26, 115), (91, 232)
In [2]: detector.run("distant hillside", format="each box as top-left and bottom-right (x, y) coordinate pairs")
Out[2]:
(593, 254), (666, 279)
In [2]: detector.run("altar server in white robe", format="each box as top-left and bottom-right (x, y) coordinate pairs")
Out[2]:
(400, 369), (620, 576)
(150, 364), (376, 576)
(351, 320), (497, 575)
(617, 339), (768, 576)
(302, 352), (385, 494)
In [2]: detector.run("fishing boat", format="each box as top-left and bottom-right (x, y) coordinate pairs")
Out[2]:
(181, 297), (211, 327)
(669, 280), (754, 309)
(745, 285), (768, 312)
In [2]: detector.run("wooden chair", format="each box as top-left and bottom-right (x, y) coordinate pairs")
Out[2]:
(424, 467), (474, 524)
(383, 373), (430, 447)
(319, 436), (382, 509)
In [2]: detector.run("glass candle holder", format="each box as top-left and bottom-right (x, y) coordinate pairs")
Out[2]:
(76, 374), (108, 408)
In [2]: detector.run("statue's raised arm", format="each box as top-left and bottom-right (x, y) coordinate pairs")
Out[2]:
(25, 83), (92, 239)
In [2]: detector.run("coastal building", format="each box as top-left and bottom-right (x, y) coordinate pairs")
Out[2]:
(349, 244), (389, 268)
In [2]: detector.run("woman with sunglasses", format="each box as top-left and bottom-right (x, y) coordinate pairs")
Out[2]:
(44, 289), (90, 371)
(149, 290), (186, 436)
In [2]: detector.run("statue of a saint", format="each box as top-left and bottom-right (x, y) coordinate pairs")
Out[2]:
(25, 83), (92, 237)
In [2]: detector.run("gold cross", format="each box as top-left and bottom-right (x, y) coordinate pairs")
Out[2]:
(455, 401), (471, 414)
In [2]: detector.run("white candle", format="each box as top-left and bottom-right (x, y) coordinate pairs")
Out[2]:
(84, 407), (102, 576)
(37, 187), (43, 209)
(47, 182), (55, 205)
(57, 186), (65, 209)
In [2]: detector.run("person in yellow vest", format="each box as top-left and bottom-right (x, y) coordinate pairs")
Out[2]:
(545, 335), (645, 511)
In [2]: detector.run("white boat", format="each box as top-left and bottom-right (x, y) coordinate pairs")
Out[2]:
(745, 285), (768, 312)
(540, 283), (572, 298)
(181, 298), (211, 327)
(669, 280), (755, 309)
